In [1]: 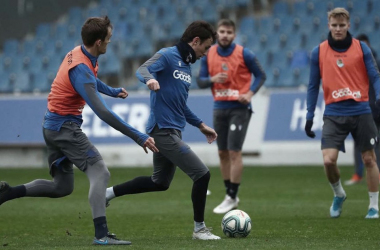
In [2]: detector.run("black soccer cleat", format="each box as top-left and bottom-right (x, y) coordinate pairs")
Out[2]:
(0, 181), (10, 205)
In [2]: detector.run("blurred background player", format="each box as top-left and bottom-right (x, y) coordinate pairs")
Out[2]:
(345, 33), (380, 185)
(105, 21), (221, 240)
(305, 8), (380, 219)
(0, 16), (158, 245)
(197, 19), (266, 214)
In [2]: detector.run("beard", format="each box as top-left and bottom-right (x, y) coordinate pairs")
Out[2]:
(217, 40), (232, 48)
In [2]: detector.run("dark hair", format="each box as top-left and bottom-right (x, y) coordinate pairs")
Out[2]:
(81, 16), (113, 46)
(180, 20), (217, 44)
(356, 33), (369, 43)
(217, 19), (235, 31)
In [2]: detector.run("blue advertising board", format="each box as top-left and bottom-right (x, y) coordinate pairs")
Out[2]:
(264, 91), (326, 141)
(0, 93), (214, 145)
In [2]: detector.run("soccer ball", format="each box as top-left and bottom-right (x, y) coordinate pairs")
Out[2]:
(221, 209), (252, 238)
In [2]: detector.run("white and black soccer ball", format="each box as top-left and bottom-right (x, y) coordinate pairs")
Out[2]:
(221, 209), (252, 238)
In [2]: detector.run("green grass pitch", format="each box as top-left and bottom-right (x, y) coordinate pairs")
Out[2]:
(1, 166), (379, 249)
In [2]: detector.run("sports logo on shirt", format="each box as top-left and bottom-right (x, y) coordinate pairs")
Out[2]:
(332, 87), (361, 99)
(173, 70), (191, 83)
(336, 59), (344, 68)
(215, 89), (239, 98)
(222, 63), (228, 71)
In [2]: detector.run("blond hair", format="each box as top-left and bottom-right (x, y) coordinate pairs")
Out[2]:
(327, 7), (350, 21)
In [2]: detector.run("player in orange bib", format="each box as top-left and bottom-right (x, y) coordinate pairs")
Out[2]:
(306, 8), (380, 219)
(197, 19), (266, 214)
(0, 16), (158, 245)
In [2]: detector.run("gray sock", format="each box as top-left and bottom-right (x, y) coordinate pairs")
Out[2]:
(194, 221), (206, 232)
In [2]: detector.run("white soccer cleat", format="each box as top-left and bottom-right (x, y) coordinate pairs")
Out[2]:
(207, 189), (211, 195)
(192, 227), (221, 240)
(213, 195), (239, 214)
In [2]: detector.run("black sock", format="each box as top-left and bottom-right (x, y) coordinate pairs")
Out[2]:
(0, 185), (26, 205)
(93, 216), (108, 239)
(224, 180), (231, 195)
(113, 176), (168, 197)
(192, 172), (210, 222)
(228, 182), (240, 199)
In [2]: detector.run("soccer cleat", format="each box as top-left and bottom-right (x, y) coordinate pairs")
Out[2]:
(330, 195), (347, 218)
(0, 181), (10, 205)
(213, 195), (239, 214)
(207, 189), (211, 195)
(105, 200), (110, 208)
(192, 227), (221, 240)
(365, 208), (379, 219)
(344, 174), (362, 185)
(93, 232), (131, 245)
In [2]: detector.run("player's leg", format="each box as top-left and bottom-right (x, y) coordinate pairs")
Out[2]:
(106, 151), (174, 205)
(322, 116), (348, 218)
(226, 109), (252, 199)
(106, 127), (176, 204)
(0, 167), (73, 205)
(56, 122), (130, 245)
(375, 120), (380, 176)
(24, 162), (74, 198)
(0, 128), (75, 205)
(354, 114), (379, 218)
(213, 109), (232, 210)
(157, 128), (220, 240)
(345, 141), (364, 185)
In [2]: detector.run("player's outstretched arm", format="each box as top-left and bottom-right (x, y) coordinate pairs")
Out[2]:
(96, 78), (128, 98)
(116, 88), (128, 99)
(199, 122), (217, 144)
(70, 65), (158, 153)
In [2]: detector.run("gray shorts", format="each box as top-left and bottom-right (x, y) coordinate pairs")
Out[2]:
(149, 126), (209, 187)
(43, 121), (103, 177)
(213, 108), (252, 151)
(322, 114), (378, 152)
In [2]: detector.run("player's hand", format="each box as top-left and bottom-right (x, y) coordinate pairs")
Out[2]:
(305, 120), (316, 138)
(211, 72), (228, 84)
(117, 88), (128, 99)
(199, 123), (217, 144)
(238, 91), (254, 105)
(142, 137), (159, 153)
(147, 79), (160, 92)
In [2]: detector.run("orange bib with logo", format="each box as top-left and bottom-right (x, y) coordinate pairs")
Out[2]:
(319, 39), (369, 105)
(47, 46), (98, 115)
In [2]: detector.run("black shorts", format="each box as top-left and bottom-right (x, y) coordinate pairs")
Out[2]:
(213, 108), (252, 151)
(43, 122), (103, 176)
(322, 114), (378, 152)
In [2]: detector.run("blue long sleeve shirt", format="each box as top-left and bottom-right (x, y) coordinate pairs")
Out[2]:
(307, 41), (380, 120)
(136, 46), (202, 133)
(197, 43), (266, 109)
(43, 45), (149, 146)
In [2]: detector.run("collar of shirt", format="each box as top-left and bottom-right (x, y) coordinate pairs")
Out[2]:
(81, 45), (98, 68)
(217, 43), (236, 57)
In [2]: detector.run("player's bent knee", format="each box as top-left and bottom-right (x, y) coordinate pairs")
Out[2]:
(363, 156), (376, 167)
(54, 184), (74, 198)
(323, 158), (336, 168)
(155, 182), (170, 191)
(195, 171), (210, 184)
